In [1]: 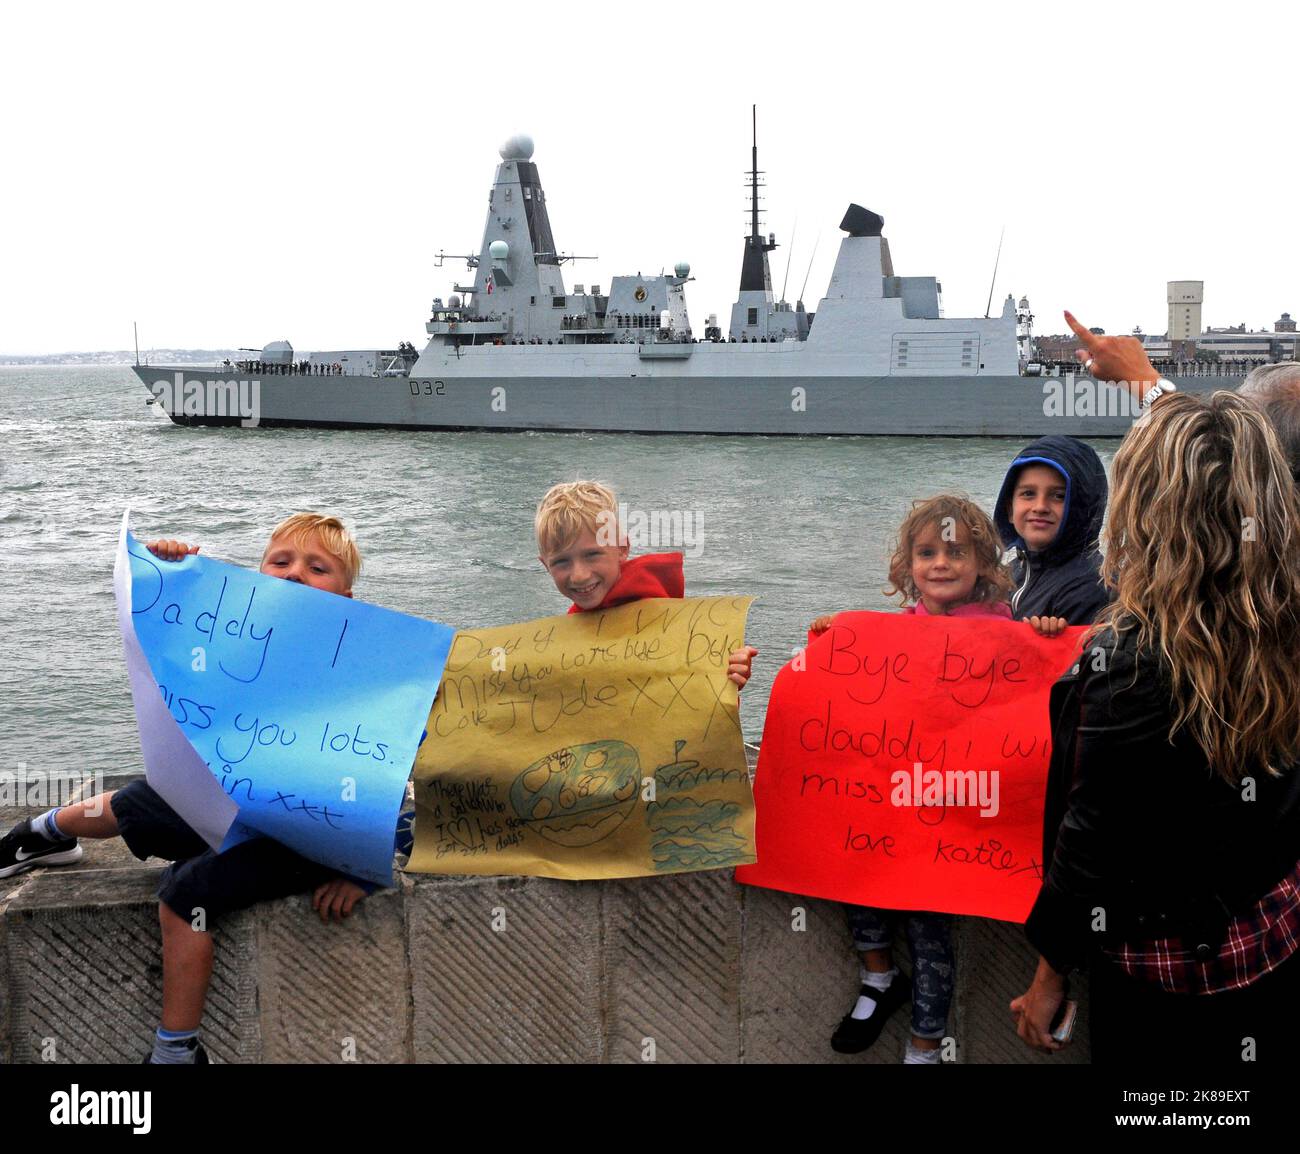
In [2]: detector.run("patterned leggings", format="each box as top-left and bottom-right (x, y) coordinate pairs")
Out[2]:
(844, 905), (955, 1039)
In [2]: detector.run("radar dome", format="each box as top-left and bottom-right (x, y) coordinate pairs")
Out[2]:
(489, 240), (509, 260)
(448, 294), (462, 308)
(674, 261), (691, 279)
(499, 134), (534, 161)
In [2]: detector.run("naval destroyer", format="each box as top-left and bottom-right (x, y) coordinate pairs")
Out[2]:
(135, 120), (1239, 436)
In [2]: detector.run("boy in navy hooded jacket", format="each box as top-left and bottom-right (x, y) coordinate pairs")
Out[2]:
(994, 435), (1109, 625)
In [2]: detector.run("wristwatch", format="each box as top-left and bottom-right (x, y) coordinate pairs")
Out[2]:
(1140, 379), (1177, 410)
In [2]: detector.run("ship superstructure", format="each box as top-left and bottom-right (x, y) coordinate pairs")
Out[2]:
(408, 127), (1019, 380)
(422, 133), (691, 352)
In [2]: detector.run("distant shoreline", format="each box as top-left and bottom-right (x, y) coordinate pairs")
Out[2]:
(0, 351), (240, 367)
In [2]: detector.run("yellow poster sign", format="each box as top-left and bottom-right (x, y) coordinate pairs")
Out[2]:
(408, 596), (756, 879)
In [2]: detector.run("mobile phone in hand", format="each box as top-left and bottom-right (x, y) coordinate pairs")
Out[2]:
(1050, 998), (1078, 1044)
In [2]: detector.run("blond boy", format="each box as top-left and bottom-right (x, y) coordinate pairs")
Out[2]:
(534, 481), (755, 686)
(0, 514), (372, 1063)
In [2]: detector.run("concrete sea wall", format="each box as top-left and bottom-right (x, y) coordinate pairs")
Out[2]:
(0, 771), (1089, 1064)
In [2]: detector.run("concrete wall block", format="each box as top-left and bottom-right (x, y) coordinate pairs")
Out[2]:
(3, 867), (260, 1064)
(6, 869), (170, 1064)
(256, 886), (411, 1063)
(202, 910), (261, 1064)
(739, 886), (913, 1063)
(407, 875), (602, 1063)
(601, 870), (743, 1063)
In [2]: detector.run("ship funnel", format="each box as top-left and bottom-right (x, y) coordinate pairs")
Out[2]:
(840, 205), (885, 237)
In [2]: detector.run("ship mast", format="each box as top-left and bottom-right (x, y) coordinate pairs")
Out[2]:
(739, 104), (775, 293)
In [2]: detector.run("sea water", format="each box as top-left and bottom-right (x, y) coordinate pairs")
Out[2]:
(0, 364), (1114, 774)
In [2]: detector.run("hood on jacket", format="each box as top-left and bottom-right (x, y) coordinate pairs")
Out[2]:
(995, 435), (1108, 563)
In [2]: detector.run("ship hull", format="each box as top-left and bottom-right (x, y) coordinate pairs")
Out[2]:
(134, 365), (1242, 437)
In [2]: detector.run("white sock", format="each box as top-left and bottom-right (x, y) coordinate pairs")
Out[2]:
(33, 809), (72, 842)
(151, 1027), (200, 1065)
(904, 1040), (942, 1064)
(861, 964), (897, 989)
(851, 966), (898, 1020)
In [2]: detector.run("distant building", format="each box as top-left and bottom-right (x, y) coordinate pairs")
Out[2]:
(1168, 280), (1204, 341)
(1140, 334), (1197, 361)
(1035, 334), (1082, 363)
(1277, 312), (1296, 333)
(1196, 324), (1300, 363)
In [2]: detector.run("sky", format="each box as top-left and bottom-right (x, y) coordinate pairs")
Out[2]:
(2, 0), (1296, 355)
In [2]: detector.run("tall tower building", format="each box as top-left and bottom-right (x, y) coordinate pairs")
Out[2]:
(1168, 281), (1204, 340)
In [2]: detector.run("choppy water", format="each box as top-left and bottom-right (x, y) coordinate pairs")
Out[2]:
(0, 364), (1114, 774)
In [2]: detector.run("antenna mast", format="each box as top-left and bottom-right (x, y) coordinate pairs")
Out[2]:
(738, 105), (776, 293)
(984, 226), (1005, 318)
(798, 234), (820, 305)
(781, 221), (796, 303)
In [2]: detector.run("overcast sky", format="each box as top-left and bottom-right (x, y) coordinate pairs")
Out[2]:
(2, 0), (1295, 355)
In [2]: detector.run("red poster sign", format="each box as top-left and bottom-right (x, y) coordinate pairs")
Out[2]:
(735, 613), (1083, 922)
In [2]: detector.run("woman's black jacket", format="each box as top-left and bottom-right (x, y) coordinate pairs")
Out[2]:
(1024, 623), (1300, 975)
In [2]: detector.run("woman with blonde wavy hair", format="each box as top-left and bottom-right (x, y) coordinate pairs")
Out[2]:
(1012, 391), (1300, 1064)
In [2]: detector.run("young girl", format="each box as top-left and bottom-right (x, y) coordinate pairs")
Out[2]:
(810, 494), (1030, 1062)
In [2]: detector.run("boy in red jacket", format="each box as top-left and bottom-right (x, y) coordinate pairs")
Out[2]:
(535, 481), (755, 687)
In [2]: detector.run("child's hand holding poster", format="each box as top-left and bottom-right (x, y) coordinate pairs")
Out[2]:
(408, 596), (756, 880)
(735, 612), (1083, 922)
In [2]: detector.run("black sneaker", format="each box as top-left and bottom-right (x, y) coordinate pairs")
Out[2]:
(143, 1038), (210, 1064)
(0, 818), (84, 879)
(830, 971), (912, 1054)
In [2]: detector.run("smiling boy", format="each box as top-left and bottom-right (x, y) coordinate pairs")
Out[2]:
(994, 436), (1109, 626)
(535, 481), (755, 687)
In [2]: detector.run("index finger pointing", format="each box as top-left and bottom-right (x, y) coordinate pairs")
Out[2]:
(1064, 310), (1098, 350)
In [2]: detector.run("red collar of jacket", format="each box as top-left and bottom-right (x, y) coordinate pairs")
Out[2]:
(568, 552), (685, 613)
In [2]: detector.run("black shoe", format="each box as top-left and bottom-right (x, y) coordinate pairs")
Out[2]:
(0, 818), (83, 879)
(830, 971), (912, 1054)
(143, 1038), (210, 1064)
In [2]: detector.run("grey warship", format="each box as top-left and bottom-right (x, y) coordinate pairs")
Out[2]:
(134, 124), (1240, 436)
